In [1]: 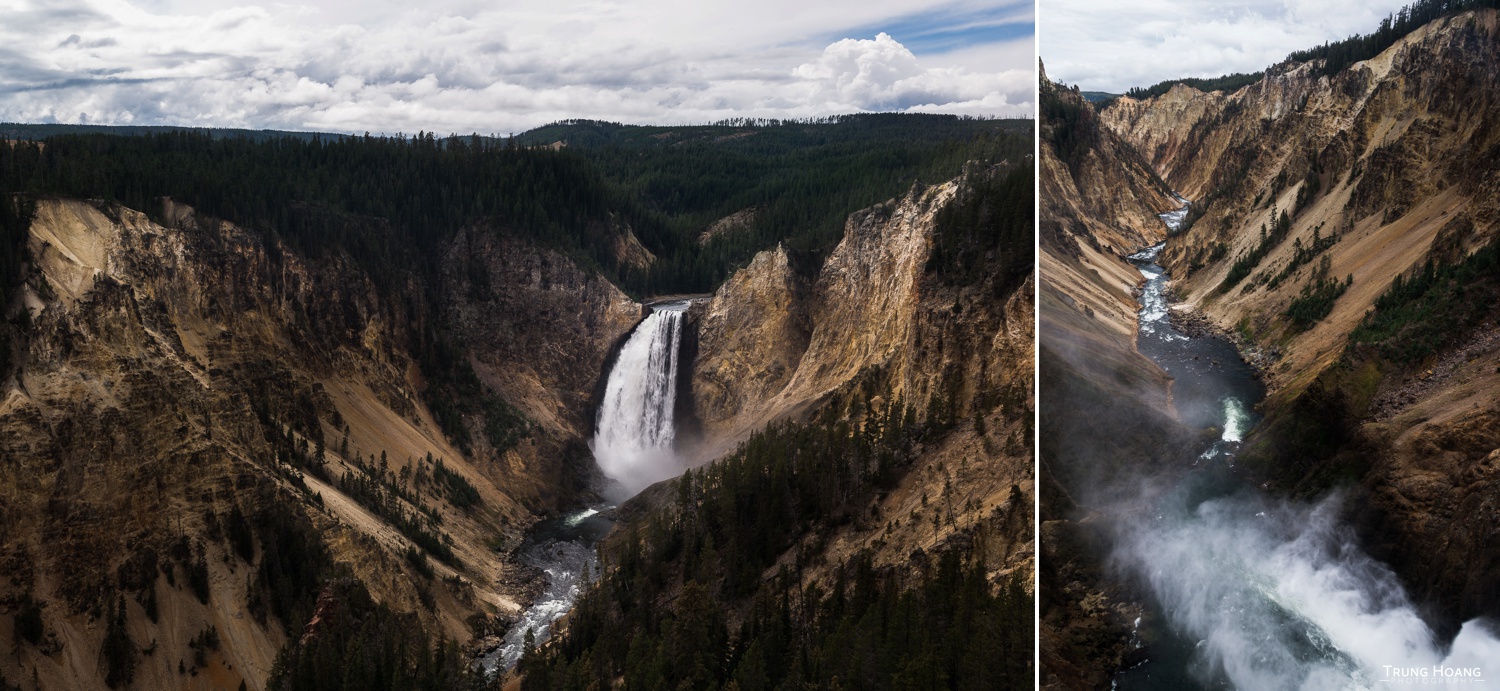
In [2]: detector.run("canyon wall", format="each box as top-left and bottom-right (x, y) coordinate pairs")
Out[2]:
(1036, 65), (1200, 689)
(687, 169), (1036, 584)
(0, 198), (638, 690)
(1099, 8), (1500, 629)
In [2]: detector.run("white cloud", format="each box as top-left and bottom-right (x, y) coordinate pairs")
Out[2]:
(0, 0), (1033, 134)
(1041, 0), (1412, 93)
(794, 33), (924, 108)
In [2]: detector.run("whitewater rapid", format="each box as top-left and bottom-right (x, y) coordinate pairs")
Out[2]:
(483, 506), (614, 674)
(1118, 491), (1500, 690)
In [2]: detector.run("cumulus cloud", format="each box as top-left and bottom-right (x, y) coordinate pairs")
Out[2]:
(0, 0), (1033, 134)
(792, 33), (1030, 113)
(1042, 0), (1412, 92)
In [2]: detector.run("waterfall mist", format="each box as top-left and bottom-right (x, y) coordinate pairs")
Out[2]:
(592, 303), (688, 498)
(1115, 490), (1500, 689)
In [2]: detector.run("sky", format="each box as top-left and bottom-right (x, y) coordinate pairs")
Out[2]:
(0, 0), (1034, 135)
(1042, 0), (1414, 93)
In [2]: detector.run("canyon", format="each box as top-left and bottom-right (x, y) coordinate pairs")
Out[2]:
(0, 120), (1036, 689)
(1042, 9), (1500, 688)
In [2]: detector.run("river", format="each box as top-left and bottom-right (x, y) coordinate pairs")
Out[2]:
(483, 505), (615, 674)
(482, 299), (695, 676)
(1111, 204), (1499, 690)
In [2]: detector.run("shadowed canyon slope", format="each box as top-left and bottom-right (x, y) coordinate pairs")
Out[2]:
(0, 197), (639, 690)
(1099, 8), (1500, 622)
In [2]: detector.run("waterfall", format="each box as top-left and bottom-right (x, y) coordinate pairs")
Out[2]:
(592, 302), (688, 497)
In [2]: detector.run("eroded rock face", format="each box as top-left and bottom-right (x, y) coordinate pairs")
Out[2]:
(439, 227), (643, 508)
(687, 171), (1036, 585)
(1097, 12), (1500, 389)
(1040, 61), (1181, 345)
(440, 228), (642, 438)
(0, 199), (631, 690)
(688, 183), (954, 452)
(688, 244), (809, 440)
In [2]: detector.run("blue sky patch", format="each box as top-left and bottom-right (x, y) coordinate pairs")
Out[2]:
(838, 2), (1034, 55)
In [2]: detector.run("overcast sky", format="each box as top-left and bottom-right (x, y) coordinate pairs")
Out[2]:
(0, 0), (1034, 135)
(1042, 0), (1412, 93)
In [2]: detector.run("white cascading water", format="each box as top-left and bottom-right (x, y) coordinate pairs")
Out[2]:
(592, 302), (688, 497)
(1116, 493), (1500, 690)
(1117, 196), (1500, 689)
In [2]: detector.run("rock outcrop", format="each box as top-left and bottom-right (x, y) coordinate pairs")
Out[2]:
(687, 169), (1036, 584)
(441, 227), (643, 507)
(688, 244), (809, 441)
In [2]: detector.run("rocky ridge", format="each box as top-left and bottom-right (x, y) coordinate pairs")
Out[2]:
(686, 170), (1036, 584)
(1101, 10), (1500, 392)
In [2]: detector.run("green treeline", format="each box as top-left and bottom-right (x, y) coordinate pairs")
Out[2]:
(266, 578), (488, 691)
(519, 395), (1032, 690)
(0, 188), (34, 375)
(929, 166), (1035, 293)
(1349, 236), (1500, 362)
(1, 133), (639, 293)
(339, 452), (459, 568)
(526, 115), (1031, 294)
(1124, 0), (1500, 104)
(1219, 206), (1292, 292)
(1123, 72), (1265, 101)
(1040, 83), (1098, 172)
(1284, 256), (1352, 331)
(1287, 0), (1500, 77)
(1266, 222), (1337, 290)
(0, 117), (1026, 300)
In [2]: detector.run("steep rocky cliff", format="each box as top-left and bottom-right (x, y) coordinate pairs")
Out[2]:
(441, 227), (642, 507)
(687, 168), (1036, 583)
(687, 244), (810, 451)
(0, 198), (638, 690)
(1097, 7), (1500, 632)
(1102, 11), (1500, 390)
(1040, 61), (1180, 345)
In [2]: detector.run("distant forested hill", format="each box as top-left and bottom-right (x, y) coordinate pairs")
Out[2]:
(0, 122), (336, 142)
(516, 114), (1032, 294)
(2, 114), (1029, 297)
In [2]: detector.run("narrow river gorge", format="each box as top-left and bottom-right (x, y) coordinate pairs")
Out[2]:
(1112, 206), (1499, 690)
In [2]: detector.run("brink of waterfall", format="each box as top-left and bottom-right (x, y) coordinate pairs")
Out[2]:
(592, 301), (689, 497)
